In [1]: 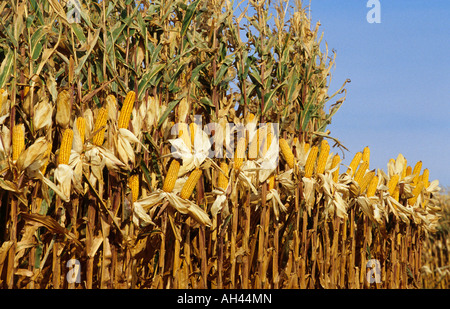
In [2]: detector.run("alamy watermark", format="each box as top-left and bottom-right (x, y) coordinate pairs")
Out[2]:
(366, 259), (382, 284)
(66, 0), (81, 24)
(366, 0), (381, 24)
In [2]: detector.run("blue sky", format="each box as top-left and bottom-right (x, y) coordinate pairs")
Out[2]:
(306, 0), (450, 187)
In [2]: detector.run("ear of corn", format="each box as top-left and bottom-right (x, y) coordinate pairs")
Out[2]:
(40, 142), (53, 174)
(12, 124), (25, 162)
(331, 154), (341, 183)
(354, 161), (369, 185)
(388, 174), (399, 196)
(316, 140), (330, 174)
(346, 151), (362, 176)
(163, 159), (181, 193)
(129, 174), (139, 202)
(234, 136), (247, 170)
(118, 91), (136, 129)
(55, 90), (71, 128)
(180, 168), (202, 199)
(366, 175), (379, 197)
(421, 168), (429, 188)
(189, 122), (197, 147)
(92, 108), (108, 146)
(178, 123), (192, 149)
(408, 181), (424, 206)
(360, 170), (375, 194)
(76, 117), (86, 144)
(412, 161), (422, 184)
(58, 128), (73, 165)
(362, 146), (370, 167)
(304, 145), (318, 178)
(218, 161), (229, 190)
(279, 138), (295, 169)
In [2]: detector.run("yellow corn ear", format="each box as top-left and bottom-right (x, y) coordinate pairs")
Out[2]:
(346, 152), (362, 176)
(76, 117), (86, 144)
(362, 146), (370, 168)
(58, 129), (73, 165)
(180, 168), (202, 199)
(12, 124), (25, 162)
(360, 170), (375, 194)
(218, 161), (229, 190)
(408, 181), (424, 206)
(388, 174), (399, 196)
(118, 90), (136, 129)
(331, 154), (341, 183)
(303, 142), (310, 154)
(421, 168), (429, 188)
(268, 175), (275, 190)
(163, 159), (181, 193)
(405, 166), (412, 176)
(366, 175), (379, 197)
(412, 161), (422, 184)
(316, 140), (330, 174)
(354, 161), (369, 185)
(234, 137), (247, 170)
(279, 138), (295, 169)
(178, 123), (191, 150)
(189, 122), (197, 146)
(304, 146), (318, 178)
(92, 108), (108, 146)
(40, 143), (53, 174)
(129, 175), (139, 202)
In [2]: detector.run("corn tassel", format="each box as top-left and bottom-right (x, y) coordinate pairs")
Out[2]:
(118, 90), (136, 129)
(163, 159), (181, 193)
(279, 138), (295, 169)
(304, 146), (318, 178)
(59, 129), (73, 165)
(180, 168), (202, 199)
(92, 108), (108, 146)
(12, 124), (25, 162)
(316, 140), (330, 174)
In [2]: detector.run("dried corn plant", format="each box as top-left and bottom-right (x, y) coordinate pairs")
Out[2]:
(0, 0), (446, 289)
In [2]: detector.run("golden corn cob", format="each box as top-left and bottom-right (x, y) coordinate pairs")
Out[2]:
(331, 154), (341, 183)
(76, 117), (86, 144)
(421, 168), (429, 188)
(268, 175), (275, 190)
(360, 170), (375, 194)
(118, 90), (136, 129)
(189, 122), (197, 147)
(392, 186), (400, 201)
(234, 136), (247, 170)
(346, 151), (362, 176)
(354, 161), (369, 185)
(12, 124), (25, 162)
(405, 166), (412, 176)
(362, 146), (370, 167)
(129, 174), (139, 202)
(316, 140), (330, 174)
(279, 138), (295, 169)
(55, 89), (71, 128)
(388, 174), (399, 196)
(40, 142), (53, 174)
(92, 108), (108, 146)
(366, 175), (379, 197)
(218, 161), (229, 190)
(180, 168), (202, 199)
(303, 142), (310, 155)
(412, 161), (422, 184)
(401, 157), (408, 179)
(178, 123), (191, 150)
(304, 145), (318, 178)
(408, 181), (424, 206)
(163, 159), (181, 193)
(58, 128), (73, 165)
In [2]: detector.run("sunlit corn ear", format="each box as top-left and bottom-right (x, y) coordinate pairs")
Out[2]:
(304, 145), (318, 178)
(346, 151), (362, 177)
(92, 108), (108, 146)
(412, 161), (422, 185)
(177, 97), (189, 123)
(178, 123), (192, 150)
(354, 161), (369, 185)
(118, 91), (136, 129)
(279, 138), (295, 169)
(17, 137), (49, 173)
(105, 94), (118, 123)
(234, 137), (247, 170)
(128, 174), (139, 202)
(362, 146), (370, 168)
(58, 129), (73, 165)
(408, 181), (424, 206)
(316, 140), (330, 174)
(75, 117), (86, 145)
(40, 142), (53, 174)
(180, 168), (202, 199)
(359, 170), (375, 195)
(55, 89), (71, 129)
(218, 161), (229, 190)
(330, 154), (341, 183)
(366, 175), (379, 197)
(421, 168), (429, 188)
(387, 174), (399, 196)
(12, 124), (25, 163)
(163, 159), (181, 193)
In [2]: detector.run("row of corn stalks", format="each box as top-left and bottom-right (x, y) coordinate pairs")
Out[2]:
(0, 0), (446, 288)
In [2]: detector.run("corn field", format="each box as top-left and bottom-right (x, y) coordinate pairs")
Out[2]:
(0, 0), (448, 289)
